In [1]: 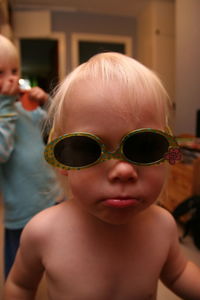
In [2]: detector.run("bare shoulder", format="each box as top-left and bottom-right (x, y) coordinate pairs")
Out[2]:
(143, 204), (179, 236)
(150, 204), (176, 221)
(21, 202), (69, 245)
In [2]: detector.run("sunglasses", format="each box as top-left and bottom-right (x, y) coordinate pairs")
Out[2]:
(44, 128), (182, 170)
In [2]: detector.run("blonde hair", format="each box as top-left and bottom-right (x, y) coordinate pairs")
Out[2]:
(0, 35), (19, 66)
(48, 52), (171, 138)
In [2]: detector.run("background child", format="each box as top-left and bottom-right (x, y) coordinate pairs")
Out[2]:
(0, 34), (60, 278)
(4, 52), (200, 299)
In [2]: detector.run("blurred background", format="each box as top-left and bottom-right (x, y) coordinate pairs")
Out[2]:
(0, 1), (200, 299)
(0, 0), (199, 136)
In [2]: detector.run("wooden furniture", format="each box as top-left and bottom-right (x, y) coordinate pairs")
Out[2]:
(161, 156), (200, 213)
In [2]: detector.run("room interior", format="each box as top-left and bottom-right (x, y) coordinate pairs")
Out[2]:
(0, 0), (200, 299)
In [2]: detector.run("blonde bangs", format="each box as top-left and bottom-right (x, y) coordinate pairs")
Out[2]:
(48, 52), (171, 137)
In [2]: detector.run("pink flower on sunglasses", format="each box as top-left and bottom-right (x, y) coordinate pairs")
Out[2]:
(164, 147), (182, 165)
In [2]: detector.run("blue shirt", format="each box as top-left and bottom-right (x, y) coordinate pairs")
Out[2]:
(0, 94), (59, 229)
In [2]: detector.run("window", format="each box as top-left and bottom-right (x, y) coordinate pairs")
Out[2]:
(71, 33), (132, 68)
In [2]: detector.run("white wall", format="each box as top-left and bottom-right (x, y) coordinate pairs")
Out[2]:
(175, 0), (200, 135)
(52, 10), (136, 73)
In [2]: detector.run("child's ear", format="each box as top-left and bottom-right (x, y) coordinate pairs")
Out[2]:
(57, 168), (68, 176)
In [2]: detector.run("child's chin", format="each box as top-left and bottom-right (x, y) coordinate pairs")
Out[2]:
(94, 211), (137, 226)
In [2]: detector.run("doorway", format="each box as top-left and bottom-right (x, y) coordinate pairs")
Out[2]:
(20, 38), (59, 93)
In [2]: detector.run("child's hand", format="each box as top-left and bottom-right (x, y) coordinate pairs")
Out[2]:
(0, 77), (19, 96)
(28, 87), (49, 106)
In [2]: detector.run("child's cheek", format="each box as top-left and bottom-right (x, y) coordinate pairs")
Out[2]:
(144, 164), (167, 194)
(151, 165), (168, 195)
(57, 168), (68, 176)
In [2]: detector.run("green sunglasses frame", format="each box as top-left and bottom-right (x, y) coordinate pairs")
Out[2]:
(44, 128), (182, 170)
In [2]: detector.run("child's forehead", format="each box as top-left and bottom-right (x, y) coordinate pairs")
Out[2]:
(66, 77), (160, 114)
(0, 53), (19, 68)
(61, 78), (165, 133)
(70, 78), (127, 101)
(66, 80), (132, 118)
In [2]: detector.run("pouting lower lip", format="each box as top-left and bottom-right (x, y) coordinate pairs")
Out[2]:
(102, 198), (139, 208)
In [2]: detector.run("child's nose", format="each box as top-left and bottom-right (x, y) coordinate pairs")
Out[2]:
(108, 160), (138, 183)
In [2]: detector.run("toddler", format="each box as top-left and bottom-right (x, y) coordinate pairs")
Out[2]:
(0, 34), (60, 278)
(4, 52), (200, 299)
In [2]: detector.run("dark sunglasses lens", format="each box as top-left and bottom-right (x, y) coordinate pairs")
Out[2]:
(54, 136), (101, 167)
(123, 132), (169, 164)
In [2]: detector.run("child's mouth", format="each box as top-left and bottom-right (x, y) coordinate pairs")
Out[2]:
(102, 198), (139, 208)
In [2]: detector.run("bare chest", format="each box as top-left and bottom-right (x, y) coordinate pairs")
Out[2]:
(43, 233), (166, 300)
